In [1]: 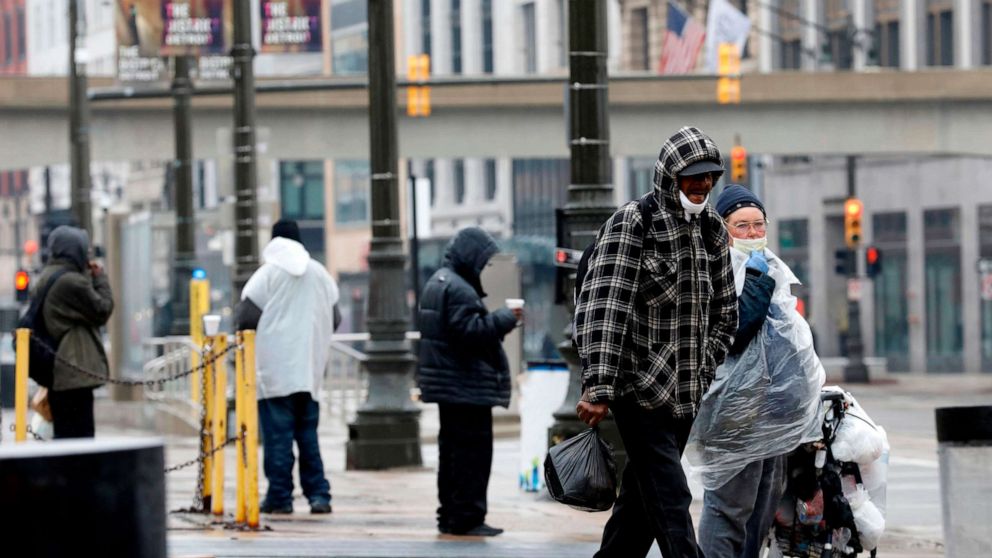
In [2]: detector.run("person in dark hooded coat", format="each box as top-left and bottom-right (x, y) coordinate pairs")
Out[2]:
(417, 227), (522, 537)
(34, 225), (114, 438)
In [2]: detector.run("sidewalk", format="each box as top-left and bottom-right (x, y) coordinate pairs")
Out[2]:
(8, 375), (987, 557)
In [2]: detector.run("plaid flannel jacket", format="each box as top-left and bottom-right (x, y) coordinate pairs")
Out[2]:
(574, 127), (738, 417)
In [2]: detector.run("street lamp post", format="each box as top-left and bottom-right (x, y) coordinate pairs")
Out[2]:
(346, 0), (422, 470)
(548, 0), (623, 465)
(231, 0), (259, 300)
(170, 56), (195, 335)
(69, 0), (93, 235)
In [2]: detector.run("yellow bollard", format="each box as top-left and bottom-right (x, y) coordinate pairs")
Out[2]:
(14, 328), (30, 443)
(201, 339), (215, 511)
(235, 332), (247, 524)
(189, 278), (210, 404)
(243, 330), (260, 528)
(211, 335), (228, 516)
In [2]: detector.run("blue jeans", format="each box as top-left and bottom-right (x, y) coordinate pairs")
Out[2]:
(698, 455), (787, 558)
(258, 392), (330, 508)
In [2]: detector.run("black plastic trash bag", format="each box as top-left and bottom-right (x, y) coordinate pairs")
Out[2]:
(544, 428), (617, 512)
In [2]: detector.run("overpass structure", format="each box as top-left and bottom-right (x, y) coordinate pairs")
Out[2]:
(1, 70), (991, 171)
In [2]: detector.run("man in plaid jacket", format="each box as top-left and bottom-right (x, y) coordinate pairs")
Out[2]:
(574, 126), (738, 558)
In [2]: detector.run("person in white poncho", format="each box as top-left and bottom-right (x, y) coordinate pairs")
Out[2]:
(689, 186), (825, 558)
(236, 220), (341, 515)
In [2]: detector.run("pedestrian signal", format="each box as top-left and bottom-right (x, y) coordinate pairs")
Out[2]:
(15, 269), (30, 302)
(554, 248), (583, 270)
(844, 198), (864, 248)
(730, 145), (748, 183)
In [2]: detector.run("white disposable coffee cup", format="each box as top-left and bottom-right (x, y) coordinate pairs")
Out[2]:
(203, 314), (222, 337)
(505, 298), (525, 310)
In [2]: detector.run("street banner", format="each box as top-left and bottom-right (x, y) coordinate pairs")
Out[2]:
(160, 0), (232, 57)
(260, 0), (323, 53)
(115, 0), (168, 82)
(705, 0), (751, 73)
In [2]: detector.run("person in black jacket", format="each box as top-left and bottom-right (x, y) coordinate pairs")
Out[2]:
(418, 227), (522, 537)
(698, 185), (782, 558)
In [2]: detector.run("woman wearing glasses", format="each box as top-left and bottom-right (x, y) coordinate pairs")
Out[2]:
(691, 185), (825, 558)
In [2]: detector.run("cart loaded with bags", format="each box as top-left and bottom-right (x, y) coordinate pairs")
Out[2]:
(769, 387), (889, 558)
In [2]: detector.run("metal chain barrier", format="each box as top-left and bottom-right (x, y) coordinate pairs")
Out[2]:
(164, 431), (246, 475)
(28, 331), (238, 388)
(7, 423), (46, 442)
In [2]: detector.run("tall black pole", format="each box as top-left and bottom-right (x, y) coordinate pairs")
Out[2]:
(170, 56), (195, 335)
(231, 0), (259, 300)
(408, 159), (420, 329)
(548, 0), (623, 466)
(844, 155), (869, 382)
(69, 0), (93, 235)
(346, 0), (422, 470)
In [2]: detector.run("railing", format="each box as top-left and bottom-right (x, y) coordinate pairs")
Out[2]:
(141, 332), (421, 429)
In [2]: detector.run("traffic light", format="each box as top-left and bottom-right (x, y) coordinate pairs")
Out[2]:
(865, 246), (882, 278)
(730, 145), (748, 183)
(14, 269), (30, 302)
(844, 197), (864, 248)
(834, 249), (856, 276)
(716, 43), (741, 105)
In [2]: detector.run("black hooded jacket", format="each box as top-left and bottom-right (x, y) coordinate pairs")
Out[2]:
(417, 228), (518, 407)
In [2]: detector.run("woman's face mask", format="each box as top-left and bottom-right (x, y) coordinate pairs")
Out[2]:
(732, 236), (768, 255)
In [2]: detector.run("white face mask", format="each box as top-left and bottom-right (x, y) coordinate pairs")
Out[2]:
(678, 191), (709, 218)
(732, 236), (768, 255)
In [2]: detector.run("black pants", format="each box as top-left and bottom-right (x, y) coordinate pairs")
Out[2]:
(595, 399), (703, 558)
(437, 403), (493, 532)
(49, 387), (95, 439)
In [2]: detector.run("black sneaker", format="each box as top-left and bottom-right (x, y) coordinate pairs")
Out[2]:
(310, 502), (332, 514)
(450, 523), (504, 537)
(260, 501), (293, 514)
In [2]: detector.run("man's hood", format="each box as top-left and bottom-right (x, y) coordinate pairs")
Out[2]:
(652, 126), (724, 212)
(443, 227), (499, 296)
(262, 237), (311, 276)
(48, 225), (89, 272)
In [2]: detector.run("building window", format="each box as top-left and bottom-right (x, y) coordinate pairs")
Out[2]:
(978, 205), (992, 370)
(334, 160), (370, 225)
(482, 0), (494, 73)
(630, 8), (650, 71)
(3, 13), (11, 65)
(450, 0), (462, 74)
(280, 161), (325, 221)
(825, 1), (853, 69)
(777, 219), (810, 286)
(872, 20), (900, 67)
(484, 159), (497, 200)
(926, 3), (954, 67)
(421, 0), (432, 59)
(17, 7), (25, 61)
(626, 157), (654, 201)
(425, 159), (436, 206)
(522, 2), (537, 74)
(331, 0), (368, 75)
(872, 212), (909, 371)
(453, 160), (466, 204)
(776, 0), (803, 70)
(557, 0), (567, 68)
(924, 208), (963, 371)
(983, 1), (992, 65)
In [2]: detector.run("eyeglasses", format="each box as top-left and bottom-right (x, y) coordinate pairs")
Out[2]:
(727, 220), (768, 234)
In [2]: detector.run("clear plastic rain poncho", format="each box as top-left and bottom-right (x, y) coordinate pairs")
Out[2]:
(685, 248), (825, 491)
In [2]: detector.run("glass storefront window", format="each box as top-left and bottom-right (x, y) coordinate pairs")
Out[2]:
(979, 205), (992, 371)
(280, 161), (324, 220)
(334, 160), (370, 226)
(924, 208), (963, 371)
(872, 212), (909, 371)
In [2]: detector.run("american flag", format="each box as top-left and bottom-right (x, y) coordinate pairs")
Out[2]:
(659, 1), (706, 75)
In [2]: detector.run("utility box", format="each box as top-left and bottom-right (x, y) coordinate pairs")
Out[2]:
(936, 405), (992, 557)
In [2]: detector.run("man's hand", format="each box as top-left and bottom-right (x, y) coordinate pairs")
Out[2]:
(511, 308), (524, 323)
(576, 400), (609, 427)
(88, 260), (103, 277)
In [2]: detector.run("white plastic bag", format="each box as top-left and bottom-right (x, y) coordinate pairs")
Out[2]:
(858, 425), (889, 516)
(30, 412), (54, 441)
(686, 250), (825, 490)
(831, 394), (885, 465)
